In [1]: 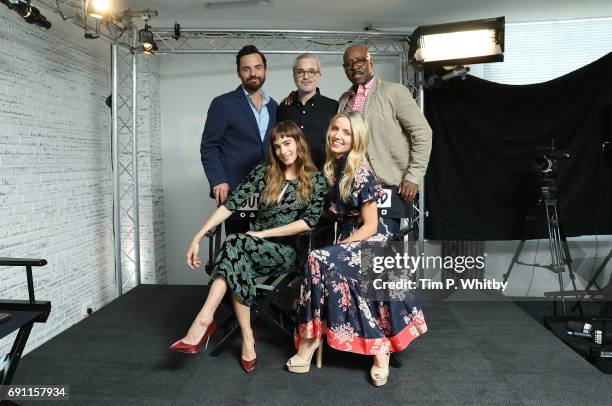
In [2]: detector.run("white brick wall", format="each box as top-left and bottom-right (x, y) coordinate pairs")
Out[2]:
(0, 7), (167, 355)
(137, 56), (166, 285)
(0, 9), (114, 354)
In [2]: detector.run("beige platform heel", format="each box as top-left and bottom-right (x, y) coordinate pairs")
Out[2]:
(370, 353), (390, 386)
(286, 339), (323, 373)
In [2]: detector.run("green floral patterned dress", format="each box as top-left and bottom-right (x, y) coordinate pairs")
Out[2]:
(209, 164), (328, 306)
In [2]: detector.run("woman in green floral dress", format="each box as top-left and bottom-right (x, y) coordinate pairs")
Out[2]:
(170, 121), (327, 373)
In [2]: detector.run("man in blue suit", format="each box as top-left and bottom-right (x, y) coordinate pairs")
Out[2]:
(201, 45), (278, 235)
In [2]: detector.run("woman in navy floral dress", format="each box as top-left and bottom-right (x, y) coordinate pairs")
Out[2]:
(287, 111), (427, 386)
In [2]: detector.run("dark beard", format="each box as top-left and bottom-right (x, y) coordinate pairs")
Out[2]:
(242, 77), (264, 92)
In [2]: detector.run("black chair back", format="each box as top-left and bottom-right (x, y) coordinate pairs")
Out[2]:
(377, 185), (413, 219)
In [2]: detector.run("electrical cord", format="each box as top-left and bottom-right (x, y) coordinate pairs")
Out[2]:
(585, 141), (612, 288)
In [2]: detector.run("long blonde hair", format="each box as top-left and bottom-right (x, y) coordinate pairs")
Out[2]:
(260, 121), (317, 207)
(323, 111), (369, 201)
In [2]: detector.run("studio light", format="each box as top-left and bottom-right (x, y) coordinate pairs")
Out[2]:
(13, 1), (31, 18)
(138, 23), (156, 53)
(410, 16), (505, 67)
(1, 0), (51, 29)
(21, 4), (50, 29)
(86, 0), (113, 19)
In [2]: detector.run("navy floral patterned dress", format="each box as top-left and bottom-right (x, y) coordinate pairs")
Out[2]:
(295, 157), (427, 354)
(209, 164), (327, 307)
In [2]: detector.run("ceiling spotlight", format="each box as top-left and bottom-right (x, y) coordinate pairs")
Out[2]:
(143, 42), (158, 55)
(138, 23), (156, 53)
(19, 3), (32, 18)
(86, 0), (113, 19)
(2, 0), (52, 29)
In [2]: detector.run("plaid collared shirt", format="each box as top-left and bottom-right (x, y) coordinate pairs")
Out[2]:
(344, 76), (376, 113)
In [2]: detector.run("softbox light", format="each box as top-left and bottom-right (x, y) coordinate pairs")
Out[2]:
(410, 16), (505, 67)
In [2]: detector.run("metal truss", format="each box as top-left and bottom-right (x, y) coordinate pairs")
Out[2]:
(151, 28), (409, 55)
(151, 28), (419, 92)
(112, 30), (141, 296)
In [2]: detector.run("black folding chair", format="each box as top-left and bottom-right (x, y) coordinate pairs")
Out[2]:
(203, 215), (329, 357)
(377, 185), (418, 241)
(377, 185), (420, 368)
(0, 258), (51, 388)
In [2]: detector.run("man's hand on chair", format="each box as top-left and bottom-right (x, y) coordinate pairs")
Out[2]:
(398, 180), (418, 203)
(213, 183), (230, 206)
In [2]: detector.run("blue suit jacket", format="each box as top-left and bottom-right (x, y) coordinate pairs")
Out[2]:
(200, 86), (278, 194)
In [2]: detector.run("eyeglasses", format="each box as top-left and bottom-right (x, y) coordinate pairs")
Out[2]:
(342, 57), (370, 70)
(293, 69), (320, 78)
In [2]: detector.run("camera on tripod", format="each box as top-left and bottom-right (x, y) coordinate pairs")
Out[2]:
(532, 141), (570, 200)
(504, 139), (579, 317)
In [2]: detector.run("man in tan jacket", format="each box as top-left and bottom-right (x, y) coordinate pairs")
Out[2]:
(339, 45), (432, 202)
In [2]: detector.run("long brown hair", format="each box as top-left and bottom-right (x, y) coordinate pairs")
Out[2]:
(260, 121), (317, 207)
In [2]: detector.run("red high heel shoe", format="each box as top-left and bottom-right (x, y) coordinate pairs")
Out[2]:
(240, 333), (257, 373)
(169, 321), (216, 354)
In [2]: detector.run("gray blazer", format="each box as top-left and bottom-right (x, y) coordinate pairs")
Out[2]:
(339, 77), (433, 188)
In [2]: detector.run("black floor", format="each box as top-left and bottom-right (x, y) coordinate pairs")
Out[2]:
(8, 285), (612, 405)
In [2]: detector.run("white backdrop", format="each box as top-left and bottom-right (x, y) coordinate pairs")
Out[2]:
(159, 53), (401, 284)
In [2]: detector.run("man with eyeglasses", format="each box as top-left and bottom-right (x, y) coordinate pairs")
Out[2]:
(277, 53), (338, 247)
(277, 53), (338, 170)
(340, 44), (432, 203)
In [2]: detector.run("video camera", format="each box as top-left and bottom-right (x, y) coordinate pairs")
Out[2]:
(532, 140), (570, 199)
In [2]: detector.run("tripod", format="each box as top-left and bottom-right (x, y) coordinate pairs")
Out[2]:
(503, 194), (583, 317)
